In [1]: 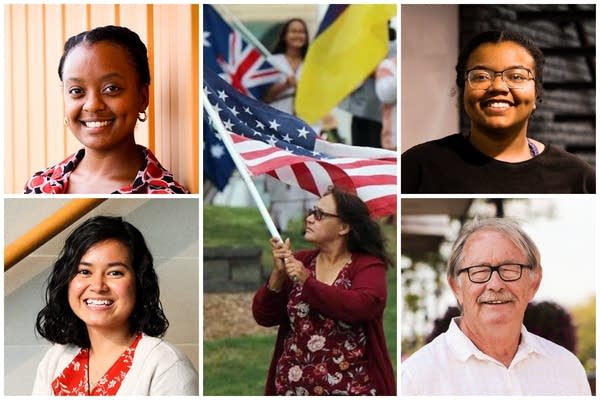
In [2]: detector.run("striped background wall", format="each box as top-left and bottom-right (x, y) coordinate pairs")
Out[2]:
(4, 4), (199, 193)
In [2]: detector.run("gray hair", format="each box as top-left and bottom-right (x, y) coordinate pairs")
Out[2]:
(447, 217), (541, 279)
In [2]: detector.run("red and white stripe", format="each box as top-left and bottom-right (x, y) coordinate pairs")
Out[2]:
(229, 132), (397, 217)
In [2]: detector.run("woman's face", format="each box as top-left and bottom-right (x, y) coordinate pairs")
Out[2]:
(463, 41), (537, 136)
(61, 41), (149, 152)
(304, 194), (345, 244)
(68, 239), (136, 333)
(284, 20), (307, 50)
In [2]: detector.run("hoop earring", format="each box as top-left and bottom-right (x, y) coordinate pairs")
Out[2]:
(138, 111), (147, 122)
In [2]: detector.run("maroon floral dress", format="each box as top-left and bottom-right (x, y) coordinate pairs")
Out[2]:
(274, 256), (376, 395)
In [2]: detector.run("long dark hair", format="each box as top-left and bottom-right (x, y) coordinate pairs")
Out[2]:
(35, 216), (168, 348)
(329, 187), (393, 268)
(58, 25), (150, 86)
(272, 18), (309, 58)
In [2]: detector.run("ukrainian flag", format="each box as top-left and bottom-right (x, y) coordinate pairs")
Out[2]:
(295, 4), (396, 124)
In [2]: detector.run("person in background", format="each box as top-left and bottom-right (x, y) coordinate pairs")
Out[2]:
(33, 216), (198, 395)
(262, 18), (309, 114)
(401, 217), (590, 395)
(24, 25), (188, 194)
(339, 21), (396, 149)
(263, 18), (316, 233)
(401, 30), (595, 193)
(375, 55), (397, 150)
(253, 187), (396, 395)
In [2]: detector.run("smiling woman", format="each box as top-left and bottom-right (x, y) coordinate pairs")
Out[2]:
(23, 25), (189, 194)
(33, 216), (198, 395)
(401, 30), (595, 194)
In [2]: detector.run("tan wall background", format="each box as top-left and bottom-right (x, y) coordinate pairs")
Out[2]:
(5, 4), (199, 193)
(401, 4), (459, 152)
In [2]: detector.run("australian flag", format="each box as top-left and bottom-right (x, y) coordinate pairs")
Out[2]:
(203, 68), (398, 217)
(203, 4), (280, 100)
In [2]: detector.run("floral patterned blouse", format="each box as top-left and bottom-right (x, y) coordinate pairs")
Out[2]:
(51, 333), (143, 396)
(274, 256), (376, 395)
(24, 145), (189, 194)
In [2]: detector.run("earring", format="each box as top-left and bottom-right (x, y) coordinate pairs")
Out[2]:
(138, 111), (147, 122)
(63, 117), (69, 127)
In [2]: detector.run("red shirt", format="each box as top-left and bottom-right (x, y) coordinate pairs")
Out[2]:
(24, 145), (189, 194)
(253, 249), (396, 395)
(52, 333), (143, 396)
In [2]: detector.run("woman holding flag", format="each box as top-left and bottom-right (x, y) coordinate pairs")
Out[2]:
(252, 186), (396, 395)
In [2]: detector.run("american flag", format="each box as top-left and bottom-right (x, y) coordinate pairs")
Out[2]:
(203, 4), (280, 99)
(204, 68), (397, 218)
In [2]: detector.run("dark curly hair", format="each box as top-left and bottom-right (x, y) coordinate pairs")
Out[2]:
(455, 30), (545, 105)
(58, 25), (150, 86)
(272, 18), (309, 58)
(328, 187), (394, 268)
(35, 216), (168, 348)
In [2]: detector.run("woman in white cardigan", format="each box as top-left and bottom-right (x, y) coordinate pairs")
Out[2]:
(33, 216), (198, 395)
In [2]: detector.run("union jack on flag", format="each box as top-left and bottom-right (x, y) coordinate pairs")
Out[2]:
(203, 4), (280, 99)
(203, 68), (397, 218)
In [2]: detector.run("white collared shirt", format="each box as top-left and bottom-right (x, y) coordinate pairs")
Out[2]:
(401, 317), (591, 395)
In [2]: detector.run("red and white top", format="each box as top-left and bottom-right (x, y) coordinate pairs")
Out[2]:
(51, 333), (143, 396)
(24, 145), (189, 194)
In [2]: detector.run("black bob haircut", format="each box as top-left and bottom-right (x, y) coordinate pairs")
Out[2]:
(58, 25), (151, 86)
(35, 216), (168, 348)
(455, 30), (545, 104)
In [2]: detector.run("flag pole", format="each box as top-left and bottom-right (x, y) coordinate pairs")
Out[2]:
(203, 90), (283, 243)
(215, 5), (290, 74)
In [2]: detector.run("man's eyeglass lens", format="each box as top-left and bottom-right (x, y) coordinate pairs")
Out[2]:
(459, 264), (530, 283)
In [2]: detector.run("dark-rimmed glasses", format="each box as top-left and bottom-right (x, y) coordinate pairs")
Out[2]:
(307, 206), (339, 221)
(457, 263), (532, 283)
(465, 67), (535, 90)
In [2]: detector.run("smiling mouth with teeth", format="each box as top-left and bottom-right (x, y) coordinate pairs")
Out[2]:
(83, 120), (112, 128)
(485, 101), (511, 109)
(85, 299), (114, 306)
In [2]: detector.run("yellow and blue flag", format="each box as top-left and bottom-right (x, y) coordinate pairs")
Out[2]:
(295, 4), (396, 124)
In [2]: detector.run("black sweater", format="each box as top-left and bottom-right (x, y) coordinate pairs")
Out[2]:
(401, 133), (595, 194)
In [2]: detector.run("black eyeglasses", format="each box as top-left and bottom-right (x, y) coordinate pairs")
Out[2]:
(457, 263), (532, 283)
(307, 206), (339, 221)
(465, 67), (535, 90)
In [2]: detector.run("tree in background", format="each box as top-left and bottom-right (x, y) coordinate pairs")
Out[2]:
(571, 295), (596, 373)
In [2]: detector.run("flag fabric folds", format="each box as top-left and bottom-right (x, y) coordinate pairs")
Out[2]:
(295, 4), (397, 123)
(204, 68), (397, 218)
(203, 4), (280, 99)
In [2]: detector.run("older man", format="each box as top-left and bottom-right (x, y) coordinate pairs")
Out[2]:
(401, 218), (590, 395)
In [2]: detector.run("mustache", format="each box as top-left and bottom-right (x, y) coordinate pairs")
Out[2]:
(477, 292), (515, 303)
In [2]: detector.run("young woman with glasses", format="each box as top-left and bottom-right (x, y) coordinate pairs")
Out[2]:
(401, 30), (595, 193)
(252, 186), (396, 395)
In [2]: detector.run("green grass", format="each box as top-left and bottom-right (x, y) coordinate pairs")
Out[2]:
(203, 206), (397, 395)
(203, 335), (276, 395)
